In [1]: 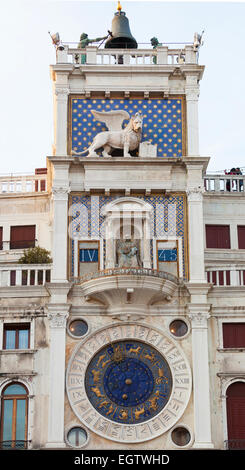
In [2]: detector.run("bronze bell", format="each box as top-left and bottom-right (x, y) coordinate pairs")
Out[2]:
(105, 8), (137, 49)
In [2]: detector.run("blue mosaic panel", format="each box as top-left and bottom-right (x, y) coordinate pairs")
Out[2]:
(69, 194), (187, 280)
(70, 97), (184, 158)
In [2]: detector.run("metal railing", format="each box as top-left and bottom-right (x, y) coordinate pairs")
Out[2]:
(0, 440), (30, 449)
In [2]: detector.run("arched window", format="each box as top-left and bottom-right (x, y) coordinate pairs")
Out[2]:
(0, 382), (28, 449)
(226, 381), (245, 449)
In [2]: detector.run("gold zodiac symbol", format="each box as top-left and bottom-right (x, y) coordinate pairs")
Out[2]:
(119, 409), (128, 420)
(134, 405), (145, 420)
(91, 369), (101, 383)
(97, 354), (106, 366)
(102, 359), (111, 368)
(156, 367), (168, 385)
(106, 405), (114, 416)
(144, 352), (156, 363)
(91, 386), (104, 398)
(148, 390), (160, 411)
(98, 400), (110, 408)
(128, 346), (141, 355)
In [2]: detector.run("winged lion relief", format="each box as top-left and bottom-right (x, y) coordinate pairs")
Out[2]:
(72, 109), (143, 158)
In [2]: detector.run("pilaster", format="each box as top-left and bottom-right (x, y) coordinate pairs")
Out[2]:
(187, 302), (214, 449)
(51, 161), (70, 282)
(45, 302), (70, 448)
(187, 183), (206, 283)
(54, 87), (69, 156)
(185, 75), (200, 156)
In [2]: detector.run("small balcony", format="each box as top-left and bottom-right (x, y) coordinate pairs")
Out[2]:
(74, 267), (180, 312)
(204, 173), (245, 194)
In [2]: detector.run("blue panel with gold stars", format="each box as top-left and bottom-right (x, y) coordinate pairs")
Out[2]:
(85, 339), (172, 424)
(70, 97), (185, 157)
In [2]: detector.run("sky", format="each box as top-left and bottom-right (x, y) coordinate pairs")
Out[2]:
(0, 0), (245, 174)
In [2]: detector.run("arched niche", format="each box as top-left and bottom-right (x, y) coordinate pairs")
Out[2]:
(101, 197), (153, 269)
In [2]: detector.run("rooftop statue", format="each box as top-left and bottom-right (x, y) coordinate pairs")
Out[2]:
(78, 32), (112, 63)
(150, 37), (162, 48)
(72, 109), (143, 158)
(150, 37), (162, 64)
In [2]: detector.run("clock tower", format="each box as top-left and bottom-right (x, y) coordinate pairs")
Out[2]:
(47, 3), (213, 449)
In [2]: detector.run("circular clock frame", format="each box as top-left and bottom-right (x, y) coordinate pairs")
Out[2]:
(66, 322), (192, 443)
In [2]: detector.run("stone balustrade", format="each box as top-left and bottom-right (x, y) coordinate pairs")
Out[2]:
(73, 267), (180, 284)
(0, 264), (51, 287)
(56, 44), (197, 66)
(206, 265), (245, 286)
(204, 174), (245, 193)
(0, 174), (47, 194)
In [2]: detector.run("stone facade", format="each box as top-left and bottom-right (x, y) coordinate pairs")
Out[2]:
(0, 9), (245, 452)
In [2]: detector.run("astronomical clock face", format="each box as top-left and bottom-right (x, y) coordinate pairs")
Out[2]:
(66, 323), (192, 443)
(85, 340), (172, 425)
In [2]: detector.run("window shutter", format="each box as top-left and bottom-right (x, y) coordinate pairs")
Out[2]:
(0, 227), (2, 250)
(227, 383), (245, 444)
(238, 226), (245, 249)
(223, 323), (245, 348)
(206, 225), (230, 248)
(10, 226), (36, 249)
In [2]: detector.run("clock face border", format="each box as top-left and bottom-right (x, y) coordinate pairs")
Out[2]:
(66, 322), (192, 443)
(84, 339), (173, 424)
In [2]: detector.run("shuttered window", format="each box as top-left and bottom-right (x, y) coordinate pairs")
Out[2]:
(238, 226), (245, 249)
(0, 227), (2, 250)
(223, 323), (245, 348)
(205, 224), (230, 249)
(226, 382), (245, 449)
(10, 226), (36, 250)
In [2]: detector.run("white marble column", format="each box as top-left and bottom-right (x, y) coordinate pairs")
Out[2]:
(188, 305), (214, 448)
(186, 78), (200, 156)
(46, 305), (70, 448)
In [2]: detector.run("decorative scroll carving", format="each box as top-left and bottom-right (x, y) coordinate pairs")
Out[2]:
(48, 311), (69, 328)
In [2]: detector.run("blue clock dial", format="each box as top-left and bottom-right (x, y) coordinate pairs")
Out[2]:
(85, 340), (172, 424)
